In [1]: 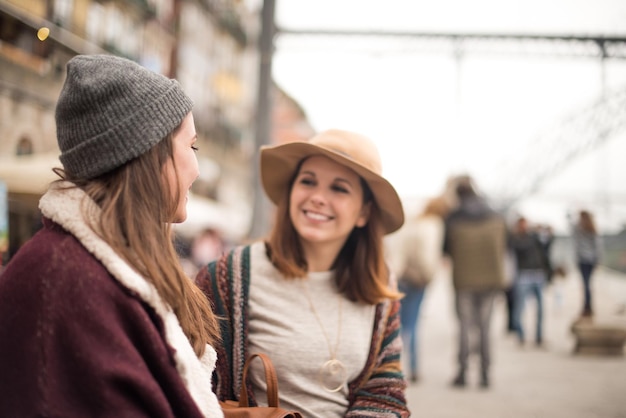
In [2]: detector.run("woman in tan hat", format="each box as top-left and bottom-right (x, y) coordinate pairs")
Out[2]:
(196, 129), (410, 417)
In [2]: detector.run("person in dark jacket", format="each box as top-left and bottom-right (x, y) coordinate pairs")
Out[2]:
(0, 55), (223, 417)
(509, 216), (551, 347)
(443, 175), (507, 389)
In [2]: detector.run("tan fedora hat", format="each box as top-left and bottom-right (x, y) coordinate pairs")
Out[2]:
(260, 129), (404, 234)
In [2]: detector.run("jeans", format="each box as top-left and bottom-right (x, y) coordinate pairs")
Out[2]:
(454, 289), (497, 373)
(504, 286), (515, 332)
(399, 280), (426, 379)
(578, 262), (596, 312)
(513, 270), (546, 344)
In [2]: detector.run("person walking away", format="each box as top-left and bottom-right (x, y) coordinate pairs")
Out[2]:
(386, 196), (449, 383)
(0, 55), (223, 417)
(443, 175), (507, 389)
(195, 129), (410, 418)
(570, 210), (602, 318)
(503, 247), (518, 334)
(508, 216), (551, 347)
(181, 227), (227, 278)
(536, 224), (555, 283)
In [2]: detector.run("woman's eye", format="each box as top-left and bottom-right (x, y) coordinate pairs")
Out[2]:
(191, 146), (199, 152)
(299, 178), (315, 186)
(332, 185), (348, 193)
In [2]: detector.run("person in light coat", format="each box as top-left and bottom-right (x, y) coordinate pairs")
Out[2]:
(386, 196), (450, 383)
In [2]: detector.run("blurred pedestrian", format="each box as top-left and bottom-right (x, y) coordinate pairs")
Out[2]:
(550, 265), (568, 314)
(536, 223), (555, 283)
(0, 55), (222, 417)
(192, 228), (226, 268)
(181, 227), (227, 278)
(196, 129), (410, 417)
(386, 196), (450, 383)
(443, 175), (507, 389)
(570, 209), (602, 318)
(508, 216), (551, 347)
(503, 247), (517, 334)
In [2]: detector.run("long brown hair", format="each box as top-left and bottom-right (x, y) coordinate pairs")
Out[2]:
(579, 210), (597, 235)
(266, 163), (402, 305)
(60, 133), (220, 357)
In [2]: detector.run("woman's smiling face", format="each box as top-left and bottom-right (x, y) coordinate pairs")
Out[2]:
(289, 155), (370, 257)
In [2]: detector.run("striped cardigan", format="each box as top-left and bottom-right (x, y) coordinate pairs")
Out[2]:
(195, 244), (410, 417)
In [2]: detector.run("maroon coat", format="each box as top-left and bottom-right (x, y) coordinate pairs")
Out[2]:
(0, 218), (206, 417)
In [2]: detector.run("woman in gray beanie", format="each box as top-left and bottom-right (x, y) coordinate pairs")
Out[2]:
(0, 55), (223, 418)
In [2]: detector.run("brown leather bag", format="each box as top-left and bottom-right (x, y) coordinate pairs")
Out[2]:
(220, 353), (303, 418)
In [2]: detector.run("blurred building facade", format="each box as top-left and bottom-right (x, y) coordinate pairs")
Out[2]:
(0, 0), (314, 262)
(272, 85), (315, 144)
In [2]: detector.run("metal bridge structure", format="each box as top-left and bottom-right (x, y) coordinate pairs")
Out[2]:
(249, 0), (626, 237)
(490, 83), (626, 209)
(274, 28), (626, 210)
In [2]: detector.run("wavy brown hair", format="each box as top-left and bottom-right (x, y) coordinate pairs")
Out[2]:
(58, 132), (220, 356)
(266, 162), (402, 305)
(579, 210), (597, 235)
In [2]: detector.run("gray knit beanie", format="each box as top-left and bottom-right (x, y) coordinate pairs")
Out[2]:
(55, 54), (193, 179)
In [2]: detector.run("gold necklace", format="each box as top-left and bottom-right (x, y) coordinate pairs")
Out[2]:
(301, 279), (348, 392)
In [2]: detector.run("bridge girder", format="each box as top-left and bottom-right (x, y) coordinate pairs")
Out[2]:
(277, 28), (626, 59)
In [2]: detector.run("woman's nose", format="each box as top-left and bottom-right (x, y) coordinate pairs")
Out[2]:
(309, 190), (327, 206)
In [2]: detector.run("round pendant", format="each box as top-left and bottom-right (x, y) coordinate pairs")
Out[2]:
(319, 359), (348, 392)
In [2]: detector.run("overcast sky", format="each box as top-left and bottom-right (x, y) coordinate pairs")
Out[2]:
(270, 0), (626, 233)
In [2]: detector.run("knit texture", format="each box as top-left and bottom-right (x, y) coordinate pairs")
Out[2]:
(195, 244), (410, 418)
(0, 183), (222, 417)
(55, 55), (193, 179)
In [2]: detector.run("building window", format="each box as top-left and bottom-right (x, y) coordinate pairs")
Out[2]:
(53, 0), (74, 28)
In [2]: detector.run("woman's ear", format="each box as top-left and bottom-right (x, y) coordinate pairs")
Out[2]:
(355, 202), (371, 228)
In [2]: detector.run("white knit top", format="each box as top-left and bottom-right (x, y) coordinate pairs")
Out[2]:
(246, 242), (375, 418)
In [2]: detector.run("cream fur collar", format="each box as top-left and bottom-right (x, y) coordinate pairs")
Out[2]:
(39, 182), (223, 418)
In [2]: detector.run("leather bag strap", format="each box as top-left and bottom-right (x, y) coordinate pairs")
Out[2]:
(238, 353), (280, 407)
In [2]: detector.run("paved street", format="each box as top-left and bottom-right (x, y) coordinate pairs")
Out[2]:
(405, 265), (626, 418)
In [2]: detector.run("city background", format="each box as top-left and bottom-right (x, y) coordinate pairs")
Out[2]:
(0, 1), (626, 416)
(2, 0), (626, 264)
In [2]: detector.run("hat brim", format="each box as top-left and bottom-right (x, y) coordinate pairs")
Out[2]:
(260, 142), (404, 234)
